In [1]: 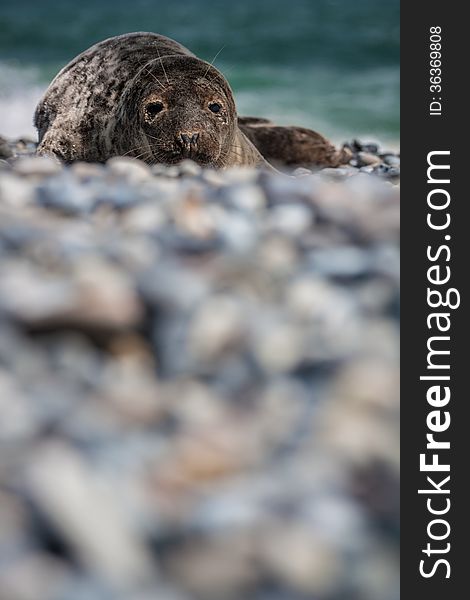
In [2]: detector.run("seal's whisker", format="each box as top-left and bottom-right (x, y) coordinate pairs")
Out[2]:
(35, 33), (269, 169)
(132, 149), (154, 162)
(139, 62), (167, 91)
(209, 64), (234, 86)
(119, 146), (145, 158)
(148, 140), (175, 153)
(228, 145), (242, 157)
(120, 142), (157, 162)
(122, 142), (150, 154)
(157, 48), (171, 85)
(121, 143), (152, 157)
(203, 45), (226, 79)
(145, 133), (163, 142)
(121, 139), (171, 158)
(223, 142), (243, 159)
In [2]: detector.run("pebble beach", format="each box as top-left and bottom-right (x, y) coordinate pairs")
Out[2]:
(0, 136), (400, 600)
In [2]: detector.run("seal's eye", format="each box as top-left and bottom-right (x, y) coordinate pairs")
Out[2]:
(145, 102), (164, 118)
(208, 102), (222, 114)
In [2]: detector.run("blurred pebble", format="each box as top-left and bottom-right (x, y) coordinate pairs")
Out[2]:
(320, 167), (351, 180)
(0, 140), (13, 159)
(0, 134), (399, 600)
(383, 154), (400, 167)
(13, 156), (62, 177)
(106, 157), (152, 183)
(357, 152), (382, 167)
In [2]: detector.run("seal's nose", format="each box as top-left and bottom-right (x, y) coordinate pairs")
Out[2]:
(179, 132), (199, 146)
(176, 132), (200, 157)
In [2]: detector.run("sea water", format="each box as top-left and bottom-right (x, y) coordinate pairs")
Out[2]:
(0, 0), (399, 143)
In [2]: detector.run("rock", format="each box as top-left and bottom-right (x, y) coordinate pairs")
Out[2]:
(309, 246), (372, 278)
(223, 182), (266, 212)
(373, 164), (400, 181)
(201, 168), (228, 186)
(188, 295), (246, 362)
(267, 203), (313, 236)
(0, 259), (142, 330)
(164, 532), (259, 597)
(320, 167), (351, 180)
(259, 524), (341, 595)
(26, 443), (155, 587)
(0, 369), (41, 442)
(123, 203), (167, 233)
(293, 167), (313, 177)
(0, 172), (35, 206)
(13, 156), (62, 177)
(36, 171), (97, 214)
(177, 159), (202, 177)
(350, 140), (379, 154)
(0, 553), (71, 600)
(0, 133), (399, 600)
(357, 151), (382, 167)
(254, 319), (305, 373)
(383, 154), (400, 167)
(362, 143), (379, 154)
(107, 156), (152, 183)
(71, 161), (106, 179)
(0, 141), (13, 159)
(152, 164), (181, 178)
(257, 234), (298, 274)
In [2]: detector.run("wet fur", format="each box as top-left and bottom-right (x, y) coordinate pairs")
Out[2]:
(35, 32), (348, 170)
(238, 117), (352, 169)
(35, 32), (266, 168)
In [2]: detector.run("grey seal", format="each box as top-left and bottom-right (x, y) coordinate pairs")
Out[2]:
(35, 32), (349, 170)
(35, 32), (268, 168)
(238, 117), (352, 169)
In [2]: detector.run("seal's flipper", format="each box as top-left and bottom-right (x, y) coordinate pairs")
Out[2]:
(239, 123), (352, 169)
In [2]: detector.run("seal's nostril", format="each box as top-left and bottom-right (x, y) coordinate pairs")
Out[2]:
(179, 132), (199, 147)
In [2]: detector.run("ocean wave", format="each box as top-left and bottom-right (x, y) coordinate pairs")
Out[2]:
(233, 65), (399, 144)
(0, 62), (45, 139)
(0, 60), (398, 147)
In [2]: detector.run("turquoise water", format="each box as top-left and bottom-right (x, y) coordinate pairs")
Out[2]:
(0, 0), (399, 142)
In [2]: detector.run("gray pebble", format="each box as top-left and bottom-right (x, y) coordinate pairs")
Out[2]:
(106, 156), (152, 183)
(320, 167), (351, 180)
(0, 132), (399, 600)
(357, 152), (382, 166)
(0, 141), (13, 159)
(14, 156), (62, 177)
(383, 154), (400, 167)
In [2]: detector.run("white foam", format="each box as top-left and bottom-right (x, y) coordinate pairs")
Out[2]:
(0, 62), (45, 140)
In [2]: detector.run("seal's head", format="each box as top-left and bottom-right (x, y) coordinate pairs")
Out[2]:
(119, 55), (237, 167)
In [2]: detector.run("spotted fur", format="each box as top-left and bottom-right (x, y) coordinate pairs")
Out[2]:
(35, 32), (267, 168)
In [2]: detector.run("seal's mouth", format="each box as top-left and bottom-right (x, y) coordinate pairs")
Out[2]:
(163, 150), (217, 167)
(177, 146), (198, 161)
(151, 143), (219, 167)
(146, 130), (222, 167)
(173, 132), (216, 164)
